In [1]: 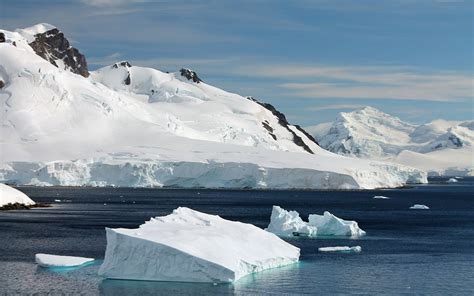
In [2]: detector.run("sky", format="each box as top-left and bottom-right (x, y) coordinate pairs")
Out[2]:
(1, 0), (473, 126)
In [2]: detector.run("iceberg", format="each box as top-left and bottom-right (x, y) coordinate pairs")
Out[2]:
(264, 205), (317, 237)
(409, 204), (430, 210)
(265, 206), (366, 237)
(318, 246), (362, 253)
(308, 211), (366, 237)
(447, 178), (458, 183)
(35, 254), (94, 268)
(0, 183), (35, 208)
(98, 207), (300, 283)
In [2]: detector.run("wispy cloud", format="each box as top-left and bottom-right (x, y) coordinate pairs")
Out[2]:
(308, 104), (367, 111)
(233, 64), (473, 102)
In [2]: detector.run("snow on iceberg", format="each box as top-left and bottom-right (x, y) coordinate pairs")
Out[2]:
(35, 254), (94, 268)
(318, 246), (362, 253)
(265, 206), (366, 237)
(98, 207), (300, 283)
(0, 183), (35, 208)
(308, 211), (366, 237)
(409, 204), (430, 210)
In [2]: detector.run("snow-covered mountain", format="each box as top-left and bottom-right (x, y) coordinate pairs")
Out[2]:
(0, 24), (426, 189)
(306, 107), (473, 176)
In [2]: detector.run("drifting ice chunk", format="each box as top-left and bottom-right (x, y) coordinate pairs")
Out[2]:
(264, 205), (317, 237)
(35, 254), (94, 268)
(409, 204), (430, 210)
(308, 211), (366, 237)
(98, 207), (300, 283)
(373, 195), (390, 199)
(265, 206), (365, 237)
(447, 178), (458, 183)
(318, 246), (362, 253)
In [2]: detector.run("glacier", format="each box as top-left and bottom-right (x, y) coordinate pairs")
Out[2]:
(98, 207), (300, 283)
(0, 183), (35, 208)
(35, 254), (94, 268)
(307, 107), (474, 176)
(0, 24), (427, 189)
(265, 206), (365, 237)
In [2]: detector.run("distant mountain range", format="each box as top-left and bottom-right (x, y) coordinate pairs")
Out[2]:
(0, 24), (425, 188)
(306, 107), (473, 176)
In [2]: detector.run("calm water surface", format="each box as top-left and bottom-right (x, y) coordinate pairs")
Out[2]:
(0, 177), (473, 295)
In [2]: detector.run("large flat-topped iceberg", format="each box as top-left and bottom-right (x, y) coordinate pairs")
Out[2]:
(98, 207), (300, 283)
(266, 206), (366, 237)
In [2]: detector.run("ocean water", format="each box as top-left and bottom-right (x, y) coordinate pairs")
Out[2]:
(0, 177), (473, 295)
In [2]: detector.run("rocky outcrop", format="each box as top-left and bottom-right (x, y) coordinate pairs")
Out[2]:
(112, 61), (132, 85)
(29, 28), (89, 77)
(0, 33), (5, 43)
(248, 96), (317, 154)
(179, 68), (202, 83)
(0, 80), (4, 89)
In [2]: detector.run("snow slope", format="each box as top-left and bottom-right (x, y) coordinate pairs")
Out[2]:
(98, 207), (300, 283)
(0, 184), (35, 207)
(307, 107), (473, 176)
(0, 24), (426, 189)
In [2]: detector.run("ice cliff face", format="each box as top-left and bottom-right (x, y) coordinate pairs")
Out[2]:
(307, 107), (473, 176)
(0, 24), (427, 189)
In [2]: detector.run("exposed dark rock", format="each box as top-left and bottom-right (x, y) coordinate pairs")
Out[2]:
(180, 68), (202, 83)
(0, 32), (5, 43)
(0, 202), (51, 211)
(124, 73), (131, 85)
(111, 61), (132, 85)
(294, 124), (319, 145)
(448, 135), (463, 148)
(262, 121), (277, 140)
(29, 28), (89, 77)
(247, 96), (316, 154)
(0, 80), (4, 89)
(112, 61), (132, 68)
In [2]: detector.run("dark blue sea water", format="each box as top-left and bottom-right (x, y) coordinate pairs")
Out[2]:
(1, 177), (473, 295)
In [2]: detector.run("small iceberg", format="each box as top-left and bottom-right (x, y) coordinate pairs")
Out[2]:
(35, 254), (94, 268)
(98, 207), (300, 283)
(318, 246), (362, 253)
(265, 206), (365, 237)
(0, 184), (35, 209)
(373, 195), (390, 199)
(409, 204), (430, 210)
(447, 178), (458, 183)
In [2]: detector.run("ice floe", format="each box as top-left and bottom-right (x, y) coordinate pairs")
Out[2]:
(265, 206), (366, 237)
(409, 204), (430, 210)
(35, 254), (94, 268)
(373, 195), (390, 199)
(98, 207), (300, 283)
(318, 246), (362, 253)
(447, 178), (458, 183)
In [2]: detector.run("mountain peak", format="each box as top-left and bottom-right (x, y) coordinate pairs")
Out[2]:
(17, 23), (57, 40)
(179, 68), (202, 83)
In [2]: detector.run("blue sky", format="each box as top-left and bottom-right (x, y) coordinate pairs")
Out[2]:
(1, 0), (473, 126)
